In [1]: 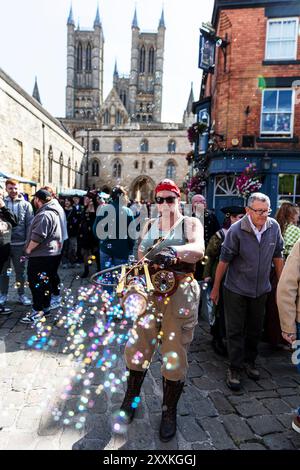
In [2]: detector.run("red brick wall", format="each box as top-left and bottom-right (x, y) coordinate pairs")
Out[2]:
(205, 7), (300, 151)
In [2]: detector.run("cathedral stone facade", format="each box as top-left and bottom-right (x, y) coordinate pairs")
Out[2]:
(61, 6), (194, 201)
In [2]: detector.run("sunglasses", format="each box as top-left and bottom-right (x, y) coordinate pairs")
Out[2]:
(155, 196), (177, 204)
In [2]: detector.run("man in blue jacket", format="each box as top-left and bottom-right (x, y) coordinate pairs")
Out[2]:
(210, 193), (284, 391)
(93, 186), (136, 273)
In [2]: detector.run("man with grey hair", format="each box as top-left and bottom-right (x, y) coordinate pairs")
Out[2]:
(210, 192), (284, 391)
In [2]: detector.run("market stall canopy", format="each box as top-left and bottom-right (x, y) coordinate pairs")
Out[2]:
(0, 171), (37, 186)
(59, 189), (87, 197)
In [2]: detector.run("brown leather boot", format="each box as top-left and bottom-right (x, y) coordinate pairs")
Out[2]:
(120, 369), (147, 423)
(159, 378), (184, 442)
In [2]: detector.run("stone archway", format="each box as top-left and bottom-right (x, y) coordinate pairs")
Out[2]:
(131, 176), (156, 202)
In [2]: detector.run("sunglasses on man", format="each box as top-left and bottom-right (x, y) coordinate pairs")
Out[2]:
(155, 196), (177, 204)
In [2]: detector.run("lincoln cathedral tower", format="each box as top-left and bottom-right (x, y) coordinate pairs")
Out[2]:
(66, 5), (104, 120)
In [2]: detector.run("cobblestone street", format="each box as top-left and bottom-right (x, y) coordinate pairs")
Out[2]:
(0, 266), (299, 451)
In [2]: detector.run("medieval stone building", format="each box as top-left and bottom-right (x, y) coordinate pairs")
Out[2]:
(61, 6), (193, 201)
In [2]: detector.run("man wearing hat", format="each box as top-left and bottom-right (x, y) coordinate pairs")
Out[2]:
(20, 189), (63, 323)
(203, 205), (245, 355)
(210, 193), (284, 391)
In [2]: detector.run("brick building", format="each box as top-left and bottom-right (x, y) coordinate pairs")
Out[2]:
(195, 0), (300, 220)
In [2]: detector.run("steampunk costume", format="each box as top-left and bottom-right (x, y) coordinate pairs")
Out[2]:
(120, 179), (203, 442)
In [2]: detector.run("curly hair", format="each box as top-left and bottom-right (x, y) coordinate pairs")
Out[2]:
(276, 201), (299, 235)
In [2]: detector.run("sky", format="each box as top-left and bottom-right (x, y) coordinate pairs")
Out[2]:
(0, 0), (214, 123)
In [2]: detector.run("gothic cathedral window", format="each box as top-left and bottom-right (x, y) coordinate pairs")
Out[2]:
(148, 47), (155, 74)
(86, 43), (92, 72)
(77, 43), (83, 71)
(139, 46), (146, 73)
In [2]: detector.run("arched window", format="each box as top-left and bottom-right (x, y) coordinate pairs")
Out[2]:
(114, 139), (122, 152)
(48, 146), (53, 183)
(134, 161), (139, 170)
(139, 46), (146, 73)
(120, 90), (127, 108)
(92, 160), (99, 177)
(59, 153), (64, 186)
(103, 110), (110, 125)
(92, 139), (100, 152)
(148, 47), (155, 74)
(116, 111), (122, 125)
(168, 140), (176, 153)
(140, 139), (149, 153)
(149, 161), (154, 170)
(86, 43), (92, 71)
(166, 161), (176, 180)
(68, 158), (71, 187)
(77, 42), (83, 71)
(136, 114), (141, 122)
(139, 102), (143, 112)
(113, 160), (122, 178)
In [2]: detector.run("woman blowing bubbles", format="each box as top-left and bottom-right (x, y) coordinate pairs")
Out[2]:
(119, 179), (204, 442)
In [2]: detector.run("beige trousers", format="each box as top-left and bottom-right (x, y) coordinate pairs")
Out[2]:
(124, 278), (200, 381)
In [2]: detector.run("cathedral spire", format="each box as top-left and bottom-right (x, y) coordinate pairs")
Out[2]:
(158, 7), (165, 29)
(186, 82), (194, 113)
(132, 7), (139, 29)
(94, 4), (101, 27)
(67, 4), (75, 26)
(114, 60), (119, 77)
(32, 77), (42, 105)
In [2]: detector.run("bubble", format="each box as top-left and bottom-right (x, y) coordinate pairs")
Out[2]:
(6, 268), (12, 276)
(14, 282), (21, 289)
(163, 351), (179, 371)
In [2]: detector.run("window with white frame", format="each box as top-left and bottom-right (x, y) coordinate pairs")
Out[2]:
(278, 174), (300, 205)
(261, 88), (294, 136)
(266, 18), (298, 60)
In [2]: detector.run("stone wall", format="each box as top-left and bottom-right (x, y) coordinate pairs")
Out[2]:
(0, 69), (85, 194)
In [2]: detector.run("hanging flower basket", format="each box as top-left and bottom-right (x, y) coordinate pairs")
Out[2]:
(186, 150), (194, 164)
(187, 121), (208, 144)
(235, 163), (262, 200)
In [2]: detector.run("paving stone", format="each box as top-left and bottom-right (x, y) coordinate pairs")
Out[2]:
(0, 408), (19, 428)
(192, 376), (227, 392)
(247, 415), (284, 436)
(192, 442), (216, 450)
(278, 388), (300, 397)
(200, 417), (236, 450)
(208, 391), (235, 414)
(282, 395), (300, 409)
(5, 431), (39, 450)
(276, 413), (295, 429)
(145, 394), (162, 413)
(273, 376), (299, 388)
(177, 417), (207, 442)
(222, 414), (254, 443)
(16, 406), (42, 431)
(249, 390), (279, 399)
(236, 399), (271, 418)
(200, 363), (225, 380)
(73, 438), (106, 450)
(263, 433), (296, 450)
(187, 362), (204, 378)
(239, 443), (266, 450)
(262, 398), (292, 414)
(227, 395), (255, 406)
(125, 420), (156, 450)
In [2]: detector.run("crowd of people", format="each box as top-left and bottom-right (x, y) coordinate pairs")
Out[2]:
(0, 177), (299, 441)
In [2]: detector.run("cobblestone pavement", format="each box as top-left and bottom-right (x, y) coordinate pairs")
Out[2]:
(0, 266), (299, 451)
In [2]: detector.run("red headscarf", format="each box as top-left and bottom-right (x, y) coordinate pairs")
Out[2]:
(155, 179), (181, 198)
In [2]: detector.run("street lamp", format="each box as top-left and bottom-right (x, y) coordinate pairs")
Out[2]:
(262, 153), (272, 171)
